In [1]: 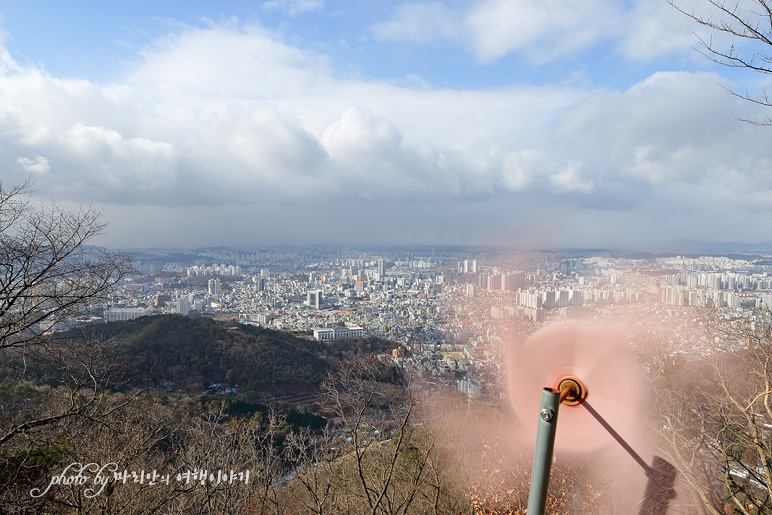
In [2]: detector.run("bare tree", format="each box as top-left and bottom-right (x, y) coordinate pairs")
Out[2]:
(0, 179), (129, 351)
(650, 308), (772, 514)
(304, 355), (441, 515)
(0, 178), (131, 441)
(0, 179), (132, 511)
(669, 0), (772, 125)
(168, 406), (287, 515)
(282, 425), (345, 514)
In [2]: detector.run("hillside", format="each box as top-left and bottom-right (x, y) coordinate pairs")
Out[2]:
(80, 315), (328, 391)
(77, 315), (396, 393)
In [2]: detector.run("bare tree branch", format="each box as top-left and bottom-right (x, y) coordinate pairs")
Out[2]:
(669, 0), (772, 125)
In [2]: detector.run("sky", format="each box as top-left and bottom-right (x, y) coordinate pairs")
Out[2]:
(1, 0), (772, 249)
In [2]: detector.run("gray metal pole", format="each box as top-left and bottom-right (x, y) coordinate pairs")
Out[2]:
(526, 387), (561, 515)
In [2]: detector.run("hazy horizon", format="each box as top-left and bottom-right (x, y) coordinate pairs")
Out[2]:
(103, 238), (772, 255)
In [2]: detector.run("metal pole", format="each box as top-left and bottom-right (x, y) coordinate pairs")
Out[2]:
(526, 387), (561, 515)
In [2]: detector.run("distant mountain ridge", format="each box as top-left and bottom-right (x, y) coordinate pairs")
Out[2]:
(662, 239), (772, 254)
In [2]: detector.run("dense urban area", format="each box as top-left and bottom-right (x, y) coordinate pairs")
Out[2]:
(94, 245), (772, 401)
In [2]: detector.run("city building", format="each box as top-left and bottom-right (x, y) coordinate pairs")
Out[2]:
(104, 307), (150, 322)
(313, 325), (366, 340)
(177, 296), (189, 315)
(306, 290), (323, 309)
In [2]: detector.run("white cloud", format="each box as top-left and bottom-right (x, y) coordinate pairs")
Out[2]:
(464, 0), (624, 63)
(500, 151), (536, 191)
(62, 123), (179, 191)
(113, 22), (589, 201)
(1, 16), (771, 246)
(625, 144), (707, 183)
(127, 22), (333, 105)
(548, 70), (772, 209)
(17, 155), (49, 175)
(373, 0), (630, 63)
(617, 0), (707, 61)
(371, 0), (758, 65)
(549, 164), (593, 193)
(621, 0), (772, 62)
(321, 106), (403, 161)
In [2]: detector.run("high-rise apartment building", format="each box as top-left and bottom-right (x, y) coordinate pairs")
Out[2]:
(306, 290), (322, 309)
(177, 296), (189, 316)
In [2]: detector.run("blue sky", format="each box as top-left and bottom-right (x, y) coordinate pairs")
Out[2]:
(1, 0), (771, 249)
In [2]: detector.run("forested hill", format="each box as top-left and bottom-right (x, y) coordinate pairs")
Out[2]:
(80, 315), (329, 390)
(75, 315), (395, 392)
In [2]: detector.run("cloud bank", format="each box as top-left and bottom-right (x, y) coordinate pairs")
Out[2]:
(0, 4), (770, 247)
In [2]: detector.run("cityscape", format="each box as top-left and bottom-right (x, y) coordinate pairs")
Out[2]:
(3, 0), (772, 512)
(97, 244), (772, 401)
